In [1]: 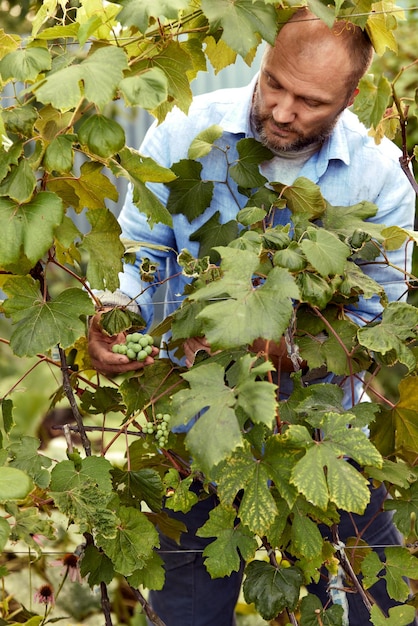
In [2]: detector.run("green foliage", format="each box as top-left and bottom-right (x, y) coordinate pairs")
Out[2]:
(0, 1), (418, 625)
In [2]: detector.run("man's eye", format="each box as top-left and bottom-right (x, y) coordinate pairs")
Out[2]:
(304, 99), (321, 108)
(266, 74), (280, 89)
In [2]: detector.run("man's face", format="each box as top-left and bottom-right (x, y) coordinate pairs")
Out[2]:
(252, 25), (357, 153)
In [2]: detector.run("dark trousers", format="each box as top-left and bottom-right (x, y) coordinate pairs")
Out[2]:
(147, 483), (416, 626)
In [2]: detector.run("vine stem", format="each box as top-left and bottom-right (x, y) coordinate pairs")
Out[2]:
(100, 582), (114, 626)
(331, 524), (373, 613)
(130, 586), (167, 626)
(58, 345), (91, 457)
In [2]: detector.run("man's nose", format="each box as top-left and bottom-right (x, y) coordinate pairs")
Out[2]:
(272, 92), (296, 124)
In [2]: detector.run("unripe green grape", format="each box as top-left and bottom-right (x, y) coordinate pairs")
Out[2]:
(144, 345), (153, 356)
(136, 350), (147, 361)
(129, 332), (141, 342)
(112, 344), (121, 353)
(126, 348), (136, 360)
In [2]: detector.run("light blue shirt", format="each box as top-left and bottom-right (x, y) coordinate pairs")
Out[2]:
(117, 76), (415, 405)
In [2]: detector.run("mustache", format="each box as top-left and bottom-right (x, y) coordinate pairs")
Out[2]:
(255, 113), (297, 134)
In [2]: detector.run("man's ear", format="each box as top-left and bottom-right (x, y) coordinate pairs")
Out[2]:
(348, 88), (359, 106)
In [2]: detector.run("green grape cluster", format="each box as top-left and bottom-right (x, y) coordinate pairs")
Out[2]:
(112, 332), (154, 361)
(144, 413), (171, 448)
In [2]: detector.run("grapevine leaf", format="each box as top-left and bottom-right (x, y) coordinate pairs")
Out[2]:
(306, 0), (336, 27)
(1, 398), (14, 434)
(191, 247), (299, 349)
(243, 559), (303, 620)
(366, 3), (399, 56)
(0, 159), (36, 203)
(112, 468), (163, 513)
(50, 456), (114, 492)
(358, 302), (418, 372)
(300, 593), (344, 626)
(263, 435), (302, 507)
(291, 440), (371, 513)
(305, 595), (345, 625)
(120, 359), (185, 417)
(0, 46), (51, 81)
(171, 362), (242, 474)
(44, 135), (75, 173)
(35, 46), (128, 111)
(127, 550), (165, 590)
(381, 225), (410, 251)
(229, 138), (273, 188)
(290, 501), (324, 560)
(79, 208), (125, 291)
(5, 504), (55, 553)
(116, 0), (190, 33)
(361, 550), (383, 589)
(0, 29), (20, 56)
(339, 261), (385, 301)
(274, 177), (326, 223)
(200, 0), (278, 57)
(115, 147), (176, 184)
(3, 278), (94, 356)
(111, 147), (174, 227)
(149, 41), (194, 120)
(167, 159), (214, 222)
(80, 544), (115, 587)
(296, 272), (335, 309)
(385, 480), (418, 542)
(0, 467), (33, 502)
(212, 441), (278, 536)
(391, 377), (418, 463)
(78, 114), (126, 158)
(234, 354), (277, 426)
(79, 386), (124, 415)
(319, 412), (382, 468)
(0, 192), (62, 267)
(96, 506), (159, 577)
(384, 546), (418, 601)
(323, 200), (383, 240)
(197, 505), (258, 577)
(370, 604), (417, 626)
(300, 228), (350, 277)
(188, 124), (224, 159)
(365, 459), (415, 490)
(354, 73), (392, 130)
(33, 23), (79, 40)
(190, 211), (239, 261)
(273, 241), (306, 272)
(0, 517), (10, 552)
(59, 161), (118, 211)
(4, 105), (39, 138)
(163, 473), (198, 514)
(8, 436), (51, 489)
(120, 67), (168, 110)
(0, 140), (22, 182)
(51, 482), (117, 539)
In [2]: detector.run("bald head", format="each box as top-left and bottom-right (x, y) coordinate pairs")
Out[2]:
(275, 8), (374, 96)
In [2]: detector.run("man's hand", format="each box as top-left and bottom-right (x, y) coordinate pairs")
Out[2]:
(251, 337), (305, 372)
(183, 336), (214, 368)
(88, 312), (159, 375)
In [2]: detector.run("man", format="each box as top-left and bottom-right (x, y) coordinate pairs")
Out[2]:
(88, 9), (416, 626)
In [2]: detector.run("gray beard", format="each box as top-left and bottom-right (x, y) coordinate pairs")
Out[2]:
(251, 112), (337, 155)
